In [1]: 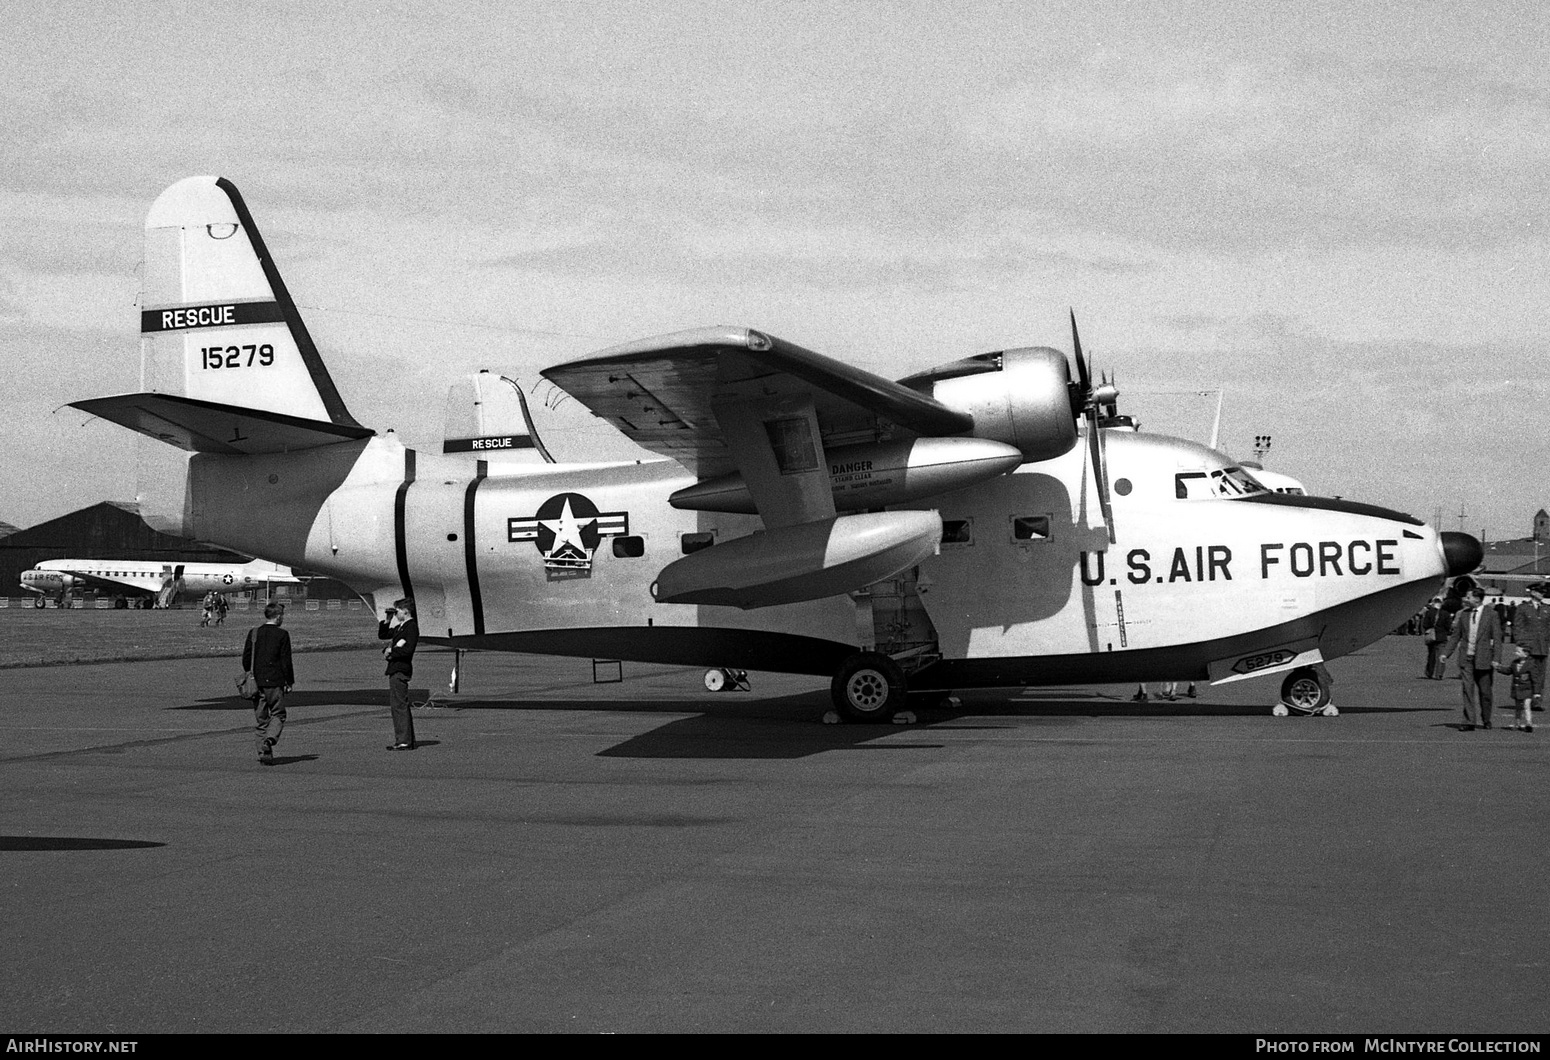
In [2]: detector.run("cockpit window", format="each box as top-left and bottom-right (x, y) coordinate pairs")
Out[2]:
(1176, 472), (1207, 499)
(1176, 467), (1268, 500)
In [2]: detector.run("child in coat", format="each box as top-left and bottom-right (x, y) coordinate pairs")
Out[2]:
(1501, 645), (1536, 733)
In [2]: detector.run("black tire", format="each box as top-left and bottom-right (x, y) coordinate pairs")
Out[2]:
(33, 596), (45, 608)
(1280, 667), (1331, 713)
(831, 651), (907, 722)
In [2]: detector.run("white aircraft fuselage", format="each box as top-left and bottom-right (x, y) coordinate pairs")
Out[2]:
(169, 426), (1449, 687)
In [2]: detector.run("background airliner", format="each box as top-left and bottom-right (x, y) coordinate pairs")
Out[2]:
(19, 558), (305, 608)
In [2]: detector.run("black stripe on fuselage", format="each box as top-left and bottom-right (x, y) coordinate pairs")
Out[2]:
(214, 177), (363, 429)
(1242, 492), (1423, 526)
(432, 627), (857, 676)
(464, 459), (488, 636)
(394, 448), (416, 604)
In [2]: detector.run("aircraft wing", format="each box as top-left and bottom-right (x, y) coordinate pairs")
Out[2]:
(541, 327), (972, 480)
(54, 569), (158, 595)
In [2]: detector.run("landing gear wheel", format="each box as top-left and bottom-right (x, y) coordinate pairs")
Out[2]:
(1279, 666), (1333, 715)
(703, 668), (749, 692)
(831, 651), (907, 722)
(33, 596), (45, 608)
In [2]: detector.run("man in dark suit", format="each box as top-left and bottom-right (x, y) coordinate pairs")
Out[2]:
(1420, 596), (1446, 678)
(378, 597), (419, 750)
(1511, 583), (1550, 714)
(1443, 587), (1503, 731)
(243, 602), (294, 762)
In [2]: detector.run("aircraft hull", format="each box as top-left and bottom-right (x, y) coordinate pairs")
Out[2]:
(426, 576), (1435, 690)
(909, 578), (1434, 689)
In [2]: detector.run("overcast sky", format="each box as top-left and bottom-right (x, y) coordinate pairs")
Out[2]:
(3, 0), (1546, 541)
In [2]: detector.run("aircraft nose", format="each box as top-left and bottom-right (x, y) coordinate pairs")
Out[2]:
(1441, 531), (1483, 577)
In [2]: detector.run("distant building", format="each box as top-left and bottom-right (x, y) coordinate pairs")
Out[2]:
(1478, 539), (1544, 575)
(1535, 509), (1549, 543)
(0, 521), (19, 540)
(0, 501), (356, 600)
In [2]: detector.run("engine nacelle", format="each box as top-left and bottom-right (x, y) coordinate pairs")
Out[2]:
(902, 346), (1077, 462)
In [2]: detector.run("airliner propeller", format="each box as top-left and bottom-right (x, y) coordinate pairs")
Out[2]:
(1069, 310), (1116, 544)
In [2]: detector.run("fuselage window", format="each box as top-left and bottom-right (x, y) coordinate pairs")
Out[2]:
(612, 535), (646, 558)
(1012, 516), (1051, 542)
(680, 531), (716, 554)
(941, 519), (974, 546)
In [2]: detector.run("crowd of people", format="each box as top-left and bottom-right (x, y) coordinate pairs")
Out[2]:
(1417, 583), (1548, 733)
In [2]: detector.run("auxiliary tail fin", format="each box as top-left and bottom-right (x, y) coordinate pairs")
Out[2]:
(72, 176), (372, 454)
(442, 371), (556, 463)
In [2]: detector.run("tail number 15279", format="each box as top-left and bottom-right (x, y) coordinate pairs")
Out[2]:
(201, 344), (275, 369)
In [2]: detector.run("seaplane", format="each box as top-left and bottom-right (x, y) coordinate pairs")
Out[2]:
(69, 177), (1482, 719)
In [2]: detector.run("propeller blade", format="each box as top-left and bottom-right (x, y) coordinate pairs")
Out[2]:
(1069, 308), (1090, 394)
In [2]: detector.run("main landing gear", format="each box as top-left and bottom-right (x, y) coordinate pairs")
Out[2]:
(1272, 666), (1338, 717)
(830, 651), (908, 723)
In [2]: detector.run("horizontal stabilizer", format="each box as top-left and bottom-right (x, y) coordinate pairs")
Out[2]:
(71, 393), (373, 454)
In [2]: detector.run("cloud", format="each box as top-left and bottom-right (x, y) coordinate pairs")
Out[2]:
(955, 47), (1550, 255)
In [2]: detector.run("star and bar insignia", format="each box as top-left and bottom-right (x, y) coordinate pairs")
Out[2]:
(507, 492), (629, 570)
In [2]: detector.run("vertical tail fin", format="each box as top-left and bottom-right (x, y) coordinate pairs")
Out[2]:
(139, 176), (360, 427)
(442, 371), (555, 463)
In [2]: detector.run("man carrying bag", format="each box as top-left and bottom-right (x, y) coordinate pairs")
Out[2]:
(242, 602), (295, 763)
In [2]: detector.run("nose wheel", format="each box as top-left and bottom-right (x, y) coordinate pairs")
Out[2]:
(1275, 666), (1338, 716)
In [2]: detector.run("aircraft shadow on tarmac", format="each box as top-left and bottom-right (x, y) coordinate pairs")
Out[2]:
(169, 689), (398, 711)
(1, 836), (165, 851)
(162, 687), (1450, 761)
